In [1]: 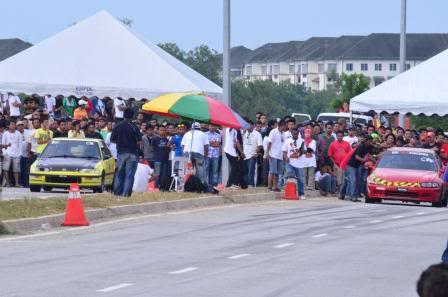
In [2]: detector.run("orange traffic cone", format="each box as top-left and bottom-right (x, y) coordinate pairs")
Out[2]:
(147, 180), (156, 192)
(284, 178), (299, 200)
(61, 183), (89, 226)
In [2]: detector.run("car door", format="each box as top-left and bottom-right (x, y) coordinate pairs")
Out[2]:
(99, 141), (115, 184)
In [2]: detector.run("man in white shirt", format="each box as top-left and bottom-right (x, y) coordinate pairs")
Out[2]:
(8, 92), (22, 120)
(224, 127), (245, 188)
(44, 95), (56, 116)
(243, 121), (262, 187)
(343, 128), (359, 147)
(282, 129), (306, 198)
(17, 121), (31, 187)
(2, 121), (23, 187)
(266, 120), (287, 192)
(114, 97), (126, 122)
(283, 118), (301, 140)
(181, 122), (209, 183)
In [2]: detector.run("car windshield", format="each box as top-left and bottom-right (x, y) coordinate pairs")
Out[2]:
(40, 140), (100, 159)
(376, 152), (437, 172)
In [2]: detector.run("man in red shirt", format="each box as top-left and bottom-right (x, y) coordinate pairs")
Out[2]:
(328, 130), (351, 191)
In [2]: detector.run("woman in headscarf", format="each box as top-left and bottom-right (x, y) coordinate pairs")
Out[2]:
(302, 128), (317, 191)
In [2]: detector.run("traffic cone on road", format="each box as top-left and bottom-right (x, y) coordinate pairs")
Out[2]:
(284, 178), (299, 200)
(61, 183), (89, 226)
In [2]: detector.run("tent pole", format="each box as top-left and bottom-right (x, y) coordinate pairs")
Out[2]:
(222, 0), (231, 186)
(398, 0), (407, 127)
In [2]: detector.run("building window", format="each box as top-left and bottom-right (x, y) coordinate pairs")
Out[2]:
(245, 65), (252, 76)
(374, 64), (382, 71)
(268, 65), (273, 74)
(406, 63), (411, 70)
(361, 63), (368, 71)
(302, 64), (308, 73)
(289, 64), (295, 74)
(273, 65), (279, 75)
(297, 64), (301, 73)
(389, 63), (397, 71)
(261, 65), (267, 75)
(346, 63), (353, 71)
(318, 63), (324, 74)
(374, 76), (385, 86)
(273, 75), (278, 79)
(327, 63), (337, 73)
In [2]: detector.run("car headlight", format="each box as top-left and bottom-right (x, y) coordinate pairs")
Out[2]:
(79, 169), (97, 174)
(420, 182), (439, 188)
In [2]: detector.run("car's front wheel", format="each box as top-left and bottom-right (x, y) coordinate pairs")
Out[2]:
(93, 174), (105, 193)
(30, 185), (41, 192)
(43, 186), (53, 192)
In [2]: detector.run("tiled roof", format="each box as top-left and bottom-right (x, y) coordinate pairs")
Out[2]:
(0, 39), (32, 62)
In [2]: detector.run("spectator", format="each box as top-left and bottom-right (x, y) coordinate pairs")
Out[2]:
(53, 119), (68, 138)
(224, 127), (244, 189)
(417, 263), (448, 297)
(114, 97), (126, 123)
(243, 120), (262, 187)
(181, 122), (209, 184)
(68, 120), (85, 139)
(169, 123), (185, 178)
(7, 93), (22, 121)
(111, 108), (142, 197)
(17, 121), (31, 187)
(266, 120), (287, 192)
(302, 128), (317, 191)
(282, 129), (305, 198)
(142, 124), (155, 168)
(343, 128), (359, 147)
(2, 121), (23, 187)
(317, 122), (335, 167)
(44, 94), (56, 117)
(34, 119), (53, 155)
(85, 122), (103, 139)
(63, 95), (77, 118)
(152, 125), (170, 188)
(422, 132), (441, 153)
(205, 124), (221, 187)
(73, 100), (89, 120)
(315, 165), (337, 196)
(328, 130), (351, 192)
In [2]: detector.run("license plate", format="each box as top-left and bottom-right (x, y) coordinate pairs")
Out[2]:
(397, 188), (408, 192)
(59, 175), (67, 178)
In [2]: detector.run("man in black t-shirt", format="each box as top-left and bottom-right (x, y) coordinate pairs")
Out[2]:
(346, 136), (375, 202)
(151, 125), (170, 188)
(85, 122), (103, 139)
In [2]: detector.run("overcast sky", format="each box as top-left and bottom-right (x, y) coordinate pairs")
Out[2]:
(1, 0), (447, 51)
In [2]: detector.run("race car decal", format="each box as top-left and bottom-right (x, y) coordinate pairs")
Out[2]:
(370, 175), (420, 188)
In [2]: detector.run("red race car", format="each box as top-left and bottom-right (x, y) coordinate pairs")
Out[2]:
(366, 147), (447, 207)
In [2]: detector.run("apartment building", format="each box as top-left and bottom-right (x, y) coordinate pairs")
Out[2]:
(234, 33), (448, 90)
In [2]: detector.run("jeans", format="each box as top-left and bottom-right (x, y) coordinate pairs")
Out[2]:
(356, 166), (369, 197)
(319, 175), (337, 193)
(205, 157), (219, 186)
(245, 158), (257, 186)
(114, 152), (138, 197)
(346, 166), (358, 200)
(340, 170), (348, 198)
(304, 167), (315, 189)
(187, 152), (206, 184)
(285, 164), (305, 196)
(154, 161), (169, 188)
(20, 157), (30, 187)
(226, 153), (245, 187)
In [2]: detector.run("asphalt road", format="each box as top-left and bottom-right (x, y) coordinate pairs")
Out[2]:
(0, 199), (446, 297)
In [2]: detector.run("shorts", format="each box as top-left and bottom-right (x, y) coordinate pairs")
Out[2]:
(269, 157), (283, 175)
(3, 156), (21, 173)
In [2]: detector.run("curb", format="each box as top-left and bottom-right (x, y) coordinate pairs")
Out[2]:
(0, 192), (281, 234)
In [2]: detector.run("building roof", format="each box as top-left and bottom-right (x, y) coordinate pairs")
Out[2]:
(217, 46), (253, 68)
(340, 33), (448, 60)
(248, 41), (303, 63)
(0, 38), (32, 62)
(320, 35), (365, 60)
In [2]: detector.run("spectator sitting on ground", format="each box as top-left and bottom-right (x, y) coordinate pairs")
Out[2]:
(417, 262), (448, 297)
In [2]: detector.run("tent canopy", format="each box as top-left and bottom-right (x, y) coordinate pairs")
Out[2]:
(350, 47), (448, 116)
(0, 11), (222, 99)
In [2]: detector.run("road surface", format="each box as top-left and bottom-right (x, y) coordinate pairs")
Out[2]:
(0, 199), (446, 297)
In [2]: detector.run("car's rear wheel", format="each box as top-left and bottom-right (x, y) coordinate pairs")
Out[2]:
(30, 186), (41, 192)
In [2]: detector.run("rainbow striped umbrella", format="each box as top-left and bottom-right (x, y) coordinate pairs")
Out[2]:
(142, 93), (248, 129)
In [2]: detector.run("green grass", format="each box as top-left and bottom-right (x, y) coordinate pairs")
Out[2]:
(0, 192), (204, 221)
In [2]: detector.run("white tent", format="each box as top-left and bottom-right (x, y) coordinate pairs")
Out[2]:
(350, 48), (448, 116)
(0, 11), (222, 99)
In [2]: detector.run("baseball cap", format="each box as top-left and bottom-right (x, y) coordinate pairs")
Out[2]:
(78, 99), (87, 105)
(16, 121), (24, 126)
(192, 122), (201, 129)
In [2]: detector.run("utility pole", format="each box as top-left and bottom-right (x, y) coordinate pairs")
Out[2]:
(222, 0), (231, 185)
(398, 0), (407, 127)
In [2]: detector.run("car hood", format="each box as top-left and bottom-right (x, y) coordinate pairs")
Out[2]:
(37, 158), (99, 171)
(371, 168), (439, 183)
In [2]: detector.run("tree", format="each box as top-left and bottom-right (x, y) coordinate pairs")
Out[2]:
(119, 17), (133, 27)
(185, 45), (221, 85)
(332, 73), (370, 110)
(158, 43), (186, 62)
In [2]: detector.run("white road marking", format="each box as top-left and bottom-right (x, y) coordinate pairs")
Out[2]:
(169, 267), (198, 274)
(392, 215), (405, 219)
(228, 253), (250, 259)
(343, 225), (356, 229)
(312, 233), (328, 238)
(97, 283), (133, 292)
(369, 220), (383, 224)
(274, 243), (294, 249)
(416, 212), (425, 215)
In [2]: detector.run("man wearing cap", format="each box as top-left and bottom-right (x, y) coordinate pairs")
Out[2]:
(73, 100), (89, 120)
(111, 108), (142, 197)
(181, 122), (209, 184)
